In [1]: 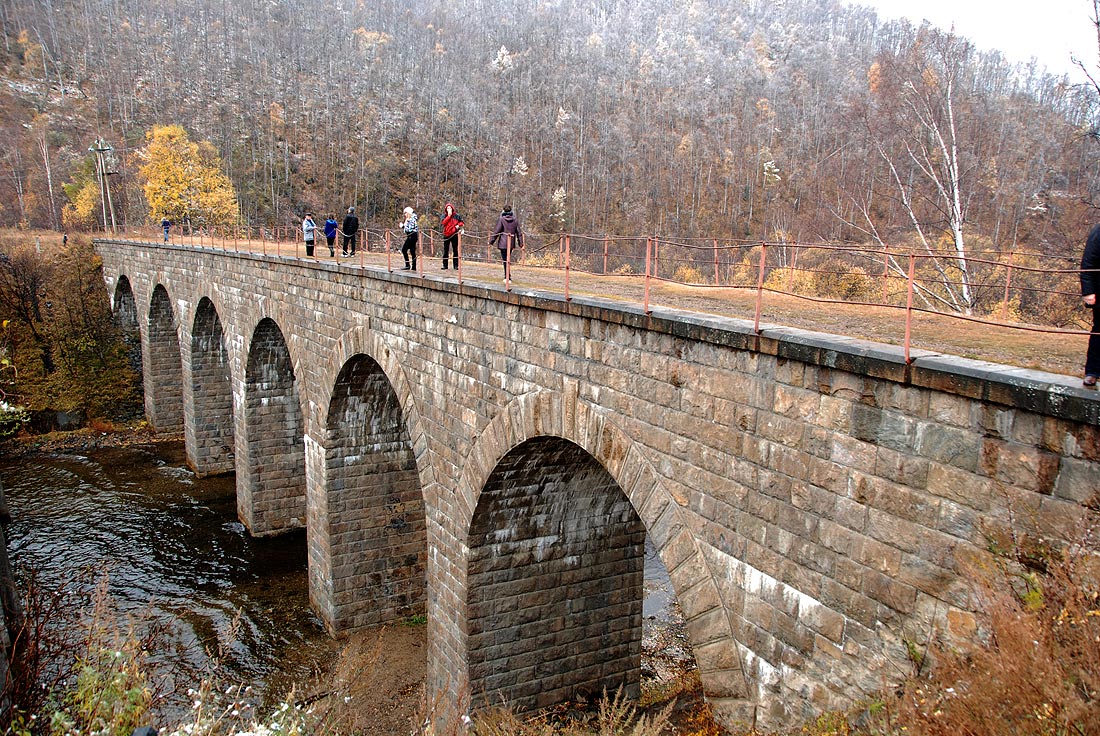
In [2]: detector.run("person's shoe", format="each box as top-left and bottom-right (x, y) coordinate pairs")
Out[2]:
(1085, 375), (1098, 387)
(441, 264), (448, 270)
(341, 252), (348, 257)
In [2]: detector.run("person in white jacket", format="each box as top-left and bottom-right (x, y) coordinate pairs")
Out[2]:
(400, 206), (419, 271)
(302, 213), (317, 257)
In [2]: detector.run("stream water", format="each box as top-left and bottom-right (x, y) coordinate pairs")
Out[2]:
(0, 439), (684, 725)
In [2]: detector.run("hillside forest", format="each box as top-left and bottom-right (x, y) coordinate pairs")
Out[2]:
(1, 0), (1100, 292)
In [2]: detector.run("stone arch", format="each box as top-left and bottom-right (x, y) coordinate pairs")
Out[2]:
(443, 389), (751, 719)
(317, 353), (425, 631)
(146, 284), (183, 432)
(112, 275), (143, 392)
(467, 434), (646, 710)
(237, 316), (305, 536)
(112, 275), (138, 330)
(188, 297), (234, 476)
(306, 325), (435, 634)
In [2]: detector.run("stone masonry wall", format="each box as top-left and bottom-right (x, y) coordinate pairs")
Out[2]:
(186, 297), (235, 476)
(467, 436), (644, 711)
(146, 284), (183, 433)
(239, 318), (306, 535)
(322, 354), (425, 630)
(97, 240), (1100, 730)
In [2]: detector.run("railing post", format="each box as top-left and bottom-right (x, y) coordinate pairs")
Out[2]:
(564, 234), (572, 302)
(653, 235), (659, 280)
(881, 244), (890, 303)
(603, 234), (609, 275)
(905, 253), (916, 364)
(713, 238), (719, 285)
(457, 231), (464, 285)
(505, 233), (513, 291)
(753, 241), (767, 334)
(386, 230), (392, 271)
(644, 237), (652, 314)
(429, 229), (435, 258)
(1000, 251), (1015, 321)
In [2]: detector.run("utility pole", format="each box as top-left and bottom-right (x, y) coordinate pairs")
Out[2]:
(89, 138), (117, 234)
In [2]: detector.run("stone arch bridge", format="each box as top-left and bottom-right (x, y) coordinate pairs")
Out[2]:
(96, 239), (1100, 729)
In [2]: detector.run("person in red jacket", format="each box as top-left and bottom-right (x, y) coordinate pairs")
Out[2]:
(440, 203), (464, 270)
(1081, 223), (1100, 386)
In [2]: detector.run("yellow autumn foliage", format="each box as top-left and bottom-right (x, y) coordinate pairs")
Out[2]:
(138, 125), (239, 227)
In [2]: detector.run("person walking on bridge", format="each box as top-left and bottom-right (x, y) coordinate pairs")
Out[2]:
(440, 202), (464, 270)
(302, 212), (317, 257)
(1082, 223), (1100, 387)
(490, 205), (523, 281)
(400, 206), (419, 271)
(341, 206), (359, 257)
(324, 214), (338, 257)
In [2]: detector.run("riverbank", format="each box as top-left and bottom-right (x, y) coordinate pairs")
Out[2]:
(1, 422), (177, 459)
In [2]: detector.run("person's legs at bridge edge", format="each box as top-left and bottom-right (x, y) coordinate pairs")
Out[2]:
(1087, 303), (1100, 386)
(443, 234), (458, 269)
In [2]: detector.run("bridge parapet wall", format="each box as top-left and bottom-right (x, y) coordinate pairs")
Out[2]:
(96, 239), (1100, 729)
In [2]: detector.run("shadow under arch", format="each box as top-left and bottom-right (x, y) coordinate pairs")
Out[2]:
(445, 389), (751, 718)
(111, 275), (143, 396)
(112, 275), (138, 330)
(237, 316), (305, 536)
(147, 283), (183, 433)
(188, 296), (234, 476)
(307, 326), (436, 635)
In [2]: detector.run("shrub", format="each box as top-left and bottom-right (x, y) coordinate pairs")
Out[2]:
(886, 531), (1100, 736)
(673, 265), (706, 284)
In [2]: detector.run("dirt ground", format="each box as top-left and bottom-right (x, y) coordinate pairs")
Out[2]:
(299, 607), (718, 735)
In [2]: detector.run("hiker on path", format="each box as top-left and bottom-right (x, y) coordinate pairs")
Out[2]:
(341, 207), (359, 256)
(489, 205), (523, 280)
(400, 206), (419, 271)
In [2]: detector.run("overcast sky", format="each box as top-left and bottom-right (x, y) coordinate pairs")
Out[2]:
(846, 0), (1098, 82)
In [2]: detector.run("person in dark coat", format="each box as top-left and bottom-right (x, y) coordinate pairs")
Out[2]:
(341, 207), (359, 256)
(440, 203), (464, 270)
(489, 205), (523, 280)
(1081, 223), (1100, 386)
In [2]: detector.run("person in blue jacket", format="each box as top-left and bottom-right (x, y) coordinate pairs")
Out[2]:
(324, 214), (338, 257)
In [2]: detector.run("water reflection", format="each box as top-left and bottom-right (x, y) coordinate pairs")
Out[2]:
(0, 441), (331, 719)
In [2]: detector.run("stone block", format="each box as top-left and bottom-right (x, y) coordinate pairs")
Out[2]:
(1052, 457), (1100, 506)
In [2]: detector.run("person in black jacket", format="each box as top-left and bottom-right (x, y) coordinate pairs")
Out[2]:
(341, 206), (359, 257)
(1081, 223), (1100, 386)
